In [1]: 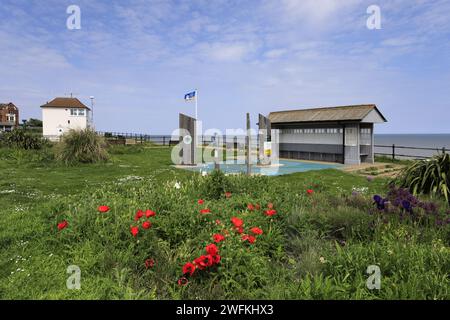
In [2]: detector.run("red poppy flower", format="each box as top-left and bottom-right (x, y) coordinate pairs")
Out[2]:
(145, 258), (155, 269)
(231, 217), (243, 227)
(182, 262), (196, 276)
(247, 204), (255, 211)
(98, 206), (110, 213)
(142, 221), (152, 229)
(267, 203), (274, 209)
(178, 277), (189, 286)
(236, 226), (244, 234)
(225, 192), (232, 198)
(145, 209), (156, 218)
(265, 209), (277, 216)
(200, 208), (211, 214)
(250, 227), (263, 235)
(198, 199), (204, 205)
(242, 234), (256, 244)
(205, 243), (219, 256)
(204, 255), (214, 267)
(57, 220), (68, 231)
(213, 233), (225, 243)
(307, 189), (314, 195)
(211, 254), (221, 264)
(134, 210), (144, 221)
(130, 226), (139, 237)
(194, 256), (208, 270)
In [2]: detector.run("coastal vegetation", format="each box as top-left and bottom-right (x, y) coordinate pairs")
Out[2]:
(0, 145), (448, 299)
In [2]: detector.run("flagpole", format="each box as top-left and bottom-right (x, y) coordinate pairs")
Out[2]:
(195, 89), (198, 120)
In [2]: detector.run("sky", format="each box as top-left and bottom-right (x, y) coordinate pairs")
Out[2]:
(0, 0), (449, 134)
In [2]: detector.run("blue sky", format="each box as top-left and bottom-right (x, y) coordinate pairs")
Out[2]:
(1, 0), (449, 134)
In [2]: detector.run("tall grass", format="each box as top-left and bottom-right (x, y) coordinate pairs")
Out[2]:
(55, 129), (109, 165)
(396, 152), (450, 203)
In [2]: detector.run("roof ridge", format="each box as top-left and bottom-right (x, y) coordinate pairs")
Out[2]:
(269, 104), (375, 114)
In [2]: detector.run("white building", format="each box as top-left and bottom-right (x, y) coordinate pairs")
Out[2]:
(40, 97), (92, 140)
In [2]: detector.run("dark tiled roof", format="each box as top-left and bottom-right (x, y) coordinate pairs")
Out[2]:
(269, 104), (386, 123)
(40, 98), (90, 110)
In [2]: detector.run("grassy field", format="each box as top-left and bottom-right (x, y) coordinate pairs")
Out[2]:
(0, 145), (448, 299)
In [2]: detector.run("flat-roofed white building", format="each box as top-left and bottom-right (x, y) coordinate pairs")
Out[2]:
(41, 97), (92, 141)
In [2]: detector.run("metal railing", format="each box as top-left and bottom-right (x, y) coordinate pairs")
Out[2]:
(374, 144), (448, 160)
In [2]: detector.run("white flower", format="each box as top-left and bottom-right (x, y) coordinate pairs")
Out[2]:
(174, 182), (181, 189)
(201, 171), (208, 177)
(319, 257), (327, 264)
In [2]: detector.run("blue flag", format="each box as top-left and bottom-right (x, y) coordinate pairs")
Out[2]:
(184, 91), (196, 101)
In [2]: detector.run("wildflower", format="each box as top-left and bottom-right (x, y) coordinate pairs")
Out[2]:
(57, 220), (68, 231)
(307, 189), (314, 195)
(236, 226), (244, 234)
(98, 206), (110, 213)
(205, 243), (219, 256)
(402, 200), (412, 213)
(142, 221), (152, 229)
(247, 204), (255, 211)
(145, 209), (156, 218)
(182, 262), (196, 276)
(265, 209), (277, 216)
(198, 199), (205, 205)
(319, 257), (326, 264)
(242, 235), (256, 244)
(213, 234), (225, 243)
(250, 227), (263, 235)
(145, 258), (155, 269)
(200, 208), (211, 214)
(215, 219), (222, 225)
(134, 210), (144, 221)
(211, 254), (221, 264)
(225, 192), (232, 198)
(178, 277), (189, 286)
(194, 255), (211, 270)
(367, 176), (374, 182)
(231, 217), (243, 227)
(174, 182), (181, 189)
(130, 226), (139, 237)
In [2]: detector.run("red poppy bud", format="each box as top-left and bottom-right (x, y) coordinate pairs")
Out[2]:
(145, 209), (156, 218)
(205, 243), (219, 256)
(213, 234), (225, 243)
(250, 227), (263, 235)
(145, 258), (155, 269)
(130, 226), (139, 237)
(135, 210), (144, 221)
(225, 192), (232, 198)
(200, 208), (211, 214)
(142, 221), (152, 229)
(98, 206), (110, 213)
(57, 220), (68, 231)
(198, 199), (204, 205)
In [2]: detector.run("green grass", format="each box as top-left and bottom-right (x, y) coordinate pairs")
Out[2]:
(0, 146), (448, 300)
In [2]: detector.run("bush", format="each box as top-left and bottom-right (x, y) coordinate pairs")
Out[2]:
(55, 129), (109, 165)
(396, 152), (450, 203)
(200, 169), (231, 200)
(0, 129), (45, 150)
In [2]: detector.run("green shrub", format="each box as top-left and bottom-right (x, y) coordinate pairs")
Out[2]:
(200, 169), (231, 200)
(0, 130), (45, 150)
(396, 152), (450, 203)
(55, 129), (109, 165)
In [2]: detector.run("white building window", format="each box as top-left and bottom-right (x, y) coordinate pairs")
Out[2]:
(70, 108), (86, 116)
(7, 114), (15, 122)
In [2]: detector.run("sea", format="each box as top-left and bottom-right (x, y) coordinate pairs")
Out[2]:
(374, 134), (450, 159)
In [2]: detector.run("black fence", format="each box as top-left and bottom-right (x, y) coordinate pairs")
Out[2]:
(374, 144), (448, 160)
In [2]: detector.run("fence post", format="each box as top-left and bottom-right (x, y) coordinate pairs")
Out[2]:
(392, 144), (395, 161)
(163, 136), (166, 146)
(443, 147), (446, 154)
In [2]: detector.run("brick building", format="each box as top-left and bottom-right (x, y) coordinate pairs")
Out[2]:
(0, 103), (19, 131)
